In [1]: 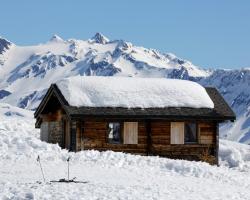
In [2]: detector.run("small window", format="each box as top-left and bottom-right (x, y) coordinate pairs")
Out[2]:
(108, 122), (121, 144)
(184, 123), (197, 143)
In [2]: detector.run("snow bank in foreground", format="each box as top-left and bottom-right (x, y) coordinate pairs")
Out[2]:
(0, 114), (249, 173)
(0, 110), (248, 170)
(56, 76), (214, 108)
(0, 114), (250, 199)
(219, 139), (250, 168)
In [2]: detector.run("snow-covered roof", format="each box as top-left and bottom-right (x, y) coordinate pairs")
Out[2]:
(56, 76), (214, 109)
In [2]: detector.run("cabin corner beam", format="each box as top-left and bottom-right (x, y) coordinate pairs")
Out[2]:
(146, 120), (152, 155)
(216, 122), (219, 166)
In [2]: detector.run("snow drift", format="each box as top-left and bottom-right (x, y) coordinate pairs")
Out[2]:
(56, 76), (214, 108)
(0, 106), (250, 199)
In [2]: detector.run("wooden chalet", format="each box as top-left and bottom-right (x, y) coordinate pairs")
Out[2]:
(34, 77), (235, 165)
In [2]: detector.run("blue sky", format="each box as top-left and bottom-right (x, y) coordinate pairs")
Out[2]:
(0, 0), (249, 69)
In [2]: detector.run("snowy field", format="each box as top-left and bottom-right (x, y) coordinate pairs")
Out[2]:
(0, 105), (250, 199)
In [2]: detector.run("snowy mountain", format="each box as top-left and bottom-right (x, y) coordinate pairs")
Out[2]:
(0, 37), (13, 66)
(0, 33), (249, 144)
(89, 32), (110, 44)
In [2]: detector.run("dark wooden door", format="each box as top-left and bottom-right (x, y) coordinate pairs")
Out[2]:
(70, 128), (76, 152)
(61, 120), (66, 149)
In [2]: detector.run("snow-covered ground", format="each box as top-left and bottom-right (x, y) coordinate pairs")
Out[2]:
(0, 104), (250, 199)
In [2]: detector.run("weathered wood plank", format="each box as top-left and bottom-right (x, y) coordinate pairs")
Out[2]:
(71, 119), (217, 164)
(123, 122), (138, 144)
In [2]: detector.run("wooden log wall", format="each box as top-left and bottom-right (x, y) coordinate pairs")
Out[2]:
(151, 121), (170, 146)
(79, 119), (148, 154)
(149, 121), (216, 163)
(75, 119), (217, 164)
(199, 122), (216, 144)
(40, 108), (67, 148)
(48, 121), (63, 146)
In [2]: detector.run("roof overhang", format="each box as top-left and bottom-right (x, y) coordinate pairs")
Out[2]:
(65, 106), (235, 122)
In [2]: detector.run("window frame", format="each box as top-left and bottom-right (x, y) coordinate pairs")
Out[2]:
(107, 121), (123, 144)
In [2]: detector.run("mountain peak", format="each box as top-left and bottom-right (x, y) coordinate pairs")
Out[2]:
(90, 32), (109, 44)
(49, 34), (64, 43)
(0, 37), (13, 54)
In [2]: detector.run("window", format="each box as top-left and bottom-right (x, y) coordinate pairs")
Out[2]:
(108, 122), (121, 143)
(123, 122), (138, 144)
(170, 122), (198, 144)
(184, 123), (197, 143)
